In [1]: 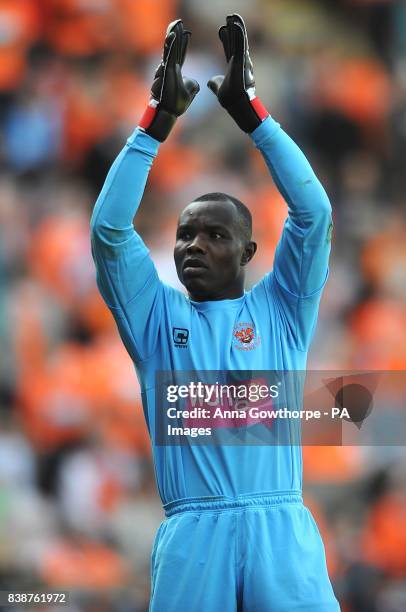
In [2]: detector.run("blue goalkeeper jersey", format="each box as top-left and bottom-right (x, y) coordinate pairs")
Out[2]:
(90, 116), (332, 506)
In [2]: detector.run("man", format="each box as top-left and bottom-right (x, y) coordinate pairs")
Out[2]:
(90, 15), (340, 612)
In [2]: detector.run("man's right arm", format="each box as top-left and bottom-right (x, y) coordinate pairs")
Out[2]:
(90, 19), (199, 363)
(90, 128), (162, 362)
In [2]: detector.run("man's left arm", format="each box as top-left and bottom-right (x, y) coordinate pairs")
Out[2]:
(251, 115), (332, 350)
(208, 13), (332, 350)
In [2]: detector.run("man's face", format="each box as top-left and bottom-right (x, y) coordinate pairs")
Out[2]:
(174, 200), (256, 301)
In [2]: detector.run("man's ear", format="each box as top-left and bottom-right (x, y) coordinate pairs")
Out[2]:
(240, 241), (257, 266)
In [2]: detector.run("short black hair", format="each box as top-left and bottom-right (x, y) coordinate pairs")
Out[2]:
(193, 192), (252, 241)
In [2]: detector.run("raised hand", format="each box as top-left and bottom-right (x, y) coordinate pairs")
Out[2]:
(139, 19), (200, 142)
(208, 14), (268, 133)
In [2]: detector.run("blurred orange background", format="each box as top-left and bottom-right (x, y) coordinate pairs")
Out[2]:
(0, 1), (404, 610)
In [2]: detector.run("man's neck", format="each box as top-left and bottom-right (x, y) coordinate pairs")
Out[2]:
(189, 287), (245, 302)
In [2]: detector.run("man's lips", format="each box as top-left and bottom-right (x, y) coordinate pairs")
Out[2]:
(183, 258), (208, 273)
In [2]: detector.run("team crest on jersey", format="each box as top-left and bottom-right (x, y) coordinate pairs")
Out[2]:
(232, 322), (261, 351)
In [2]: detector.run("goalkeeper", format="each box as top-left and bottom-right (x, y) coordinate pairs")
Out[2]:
(90, 15), (340, 612)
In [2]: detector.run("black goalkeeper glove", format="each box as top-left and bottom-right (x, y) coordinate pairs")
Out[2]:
(208, 14), (268, 134)
(139, 19), (200, 142)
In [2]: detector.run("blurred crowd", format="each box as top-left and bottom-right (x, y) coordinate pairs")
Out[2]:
(0, 0), (405, 611)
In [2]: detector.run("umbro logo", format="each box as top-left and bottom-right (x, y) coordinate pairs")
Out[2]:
(173, 327), (189, 348)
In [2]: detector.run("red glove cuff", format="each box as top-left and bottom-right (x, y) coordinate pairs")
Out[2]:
(250, 97), (269, 123)
(139, 102), (158, 130)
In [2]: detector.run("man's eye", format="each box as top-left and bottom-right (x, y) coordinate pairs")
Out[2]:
(211, 232), (223, 239)
(178, 232), (191, 240)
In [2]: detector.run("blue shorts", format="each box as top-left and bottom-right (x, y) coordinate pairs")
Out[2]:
(150, 492), (340, 611)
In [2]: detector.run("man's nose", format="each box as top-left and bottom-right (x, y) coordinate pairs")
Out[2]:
(187, 234), (206, 253)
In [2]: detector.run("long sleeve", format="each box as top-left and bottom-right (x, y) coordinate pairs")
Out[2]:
(251, 116), (332, 350)
(90, 128), (163, 362)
